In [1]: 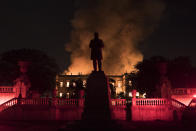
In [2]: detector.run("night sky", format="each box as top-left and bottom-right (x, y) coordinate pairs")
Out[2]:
(0, 0), (196, 72)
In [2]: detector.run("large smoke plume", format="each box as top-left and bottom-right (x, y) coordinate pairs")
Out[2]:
(65, 0), (165, 75)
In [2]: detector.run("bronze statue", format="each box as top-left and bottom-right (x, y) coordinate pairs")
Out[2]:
(89, 32), (104, 71)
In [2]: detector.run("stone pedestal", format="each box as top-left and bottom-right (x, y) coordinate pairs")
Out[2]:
(83, 71), (112, 120)
(62, 71), (122, 130)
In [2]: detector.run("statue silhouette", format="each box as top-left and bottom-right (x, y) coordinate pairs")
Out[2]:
(89, 32), (104, 71)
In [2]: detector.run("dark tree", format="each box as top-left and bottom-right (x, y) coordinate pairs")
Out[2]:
(168, 56), (192, 89)
(117, 92), (125, 99)
(131, 56), (196, 98)
(75, 78), (85, 98)
(188, 67), (196, 88)
(75, 78), (84, 90)
(126, 72), (136, 95)
(109, 78), (116, 99)
(131, 56), (167, 97)
(0, 61), (19, 85)
(0, 48), (60, 94)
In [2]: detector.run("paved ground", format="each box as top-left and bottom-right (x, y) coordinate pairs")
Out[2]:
(0, 120), (69, 131)
(0, 120), (194, 131)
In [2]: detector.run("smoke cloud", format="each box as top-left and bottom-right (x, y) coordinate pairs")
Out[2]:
(65, 0), (165, 75)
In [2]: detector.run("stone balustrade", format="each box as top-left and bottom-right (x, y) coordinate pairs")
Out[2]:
(55, 98), (79, 105)
(111, 99), (126, 106)
(21, 98), (50, 105)
(170, 98), (186, 109)
(0, 97), (187, 121)
(0, 98), (85, 112)
(135, 98), (169, 106)
(0, 97), (187, 112)
(0, 87), (14, 93)
(0, 98), (18, 112)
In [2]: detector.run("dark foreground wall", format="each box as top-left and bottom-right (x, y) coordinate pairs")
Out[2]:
(0, 105), (127, 121)
(0, 105), (175, 121)
(0, 105), (83, 120)
(0, 106), (127, 121)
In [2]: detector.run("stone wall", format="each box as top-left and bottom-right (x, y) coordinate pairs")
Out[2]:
(0, 105), (83, 120)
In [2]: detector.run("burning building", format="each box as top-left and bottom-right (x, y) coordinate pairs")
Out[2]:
(55, 73), (133, 98)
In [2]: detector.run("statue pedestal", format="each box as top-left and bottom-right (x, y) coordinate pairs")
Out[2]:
(83, 71), (112, 120)
(61, 71), (122, 130)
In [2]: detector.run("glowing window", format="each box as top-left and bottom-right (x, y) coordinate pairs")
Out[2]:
(136, 92), (139, 97)
(73, 82), (76, 87)
(60, 82), (63, 87)
(129, 81), (132, 86)
(129, 92), (132, 97)
(118, 81), (122, 88)
(83, 80), (86, 87)
(59, 92), (63, 98)
(66, 92), (70, 98)
(66, 81), (70, 87)
(143, 93), (146, 98)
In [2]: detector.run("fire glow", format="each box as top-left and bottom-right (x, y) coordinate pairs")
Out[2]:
(65, 0), (165, 75)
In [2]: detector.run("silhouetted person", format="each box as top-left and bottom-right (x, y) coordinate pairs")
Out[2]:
(89, 32), (104, 71)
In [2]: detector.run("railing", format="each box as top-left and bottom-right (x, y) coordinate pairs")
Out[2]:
(0, 98), (83, 112)
(21, 98), (50, 105)
(0, 97), (188, 112)
(0, 87), (14, 93)
(21, 98), (80, 105)
(0, 98), (127, 107)
(171, 88), (196, 95)
(0, 98), (18, 112)
(111, 99), (126, 106)
(55, 98), (79, 105)
(135, 98), (169, 106)
(170, 98), (186, 109)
